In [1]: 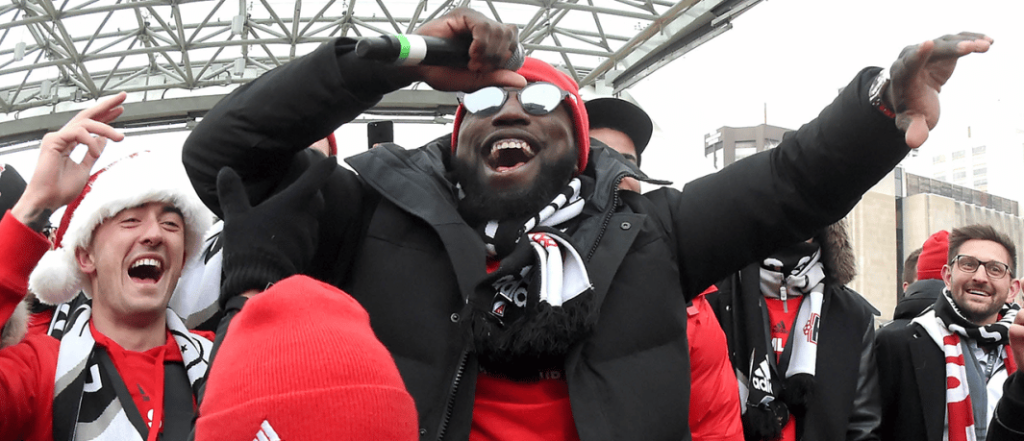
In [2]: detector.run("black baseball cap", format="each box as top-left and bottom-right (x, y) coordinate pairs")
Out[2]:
(585, 97), (653, 160)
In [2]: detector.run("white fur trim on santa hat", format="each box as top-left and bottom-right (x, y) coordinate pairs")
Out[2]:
(29, 150), (213, 305)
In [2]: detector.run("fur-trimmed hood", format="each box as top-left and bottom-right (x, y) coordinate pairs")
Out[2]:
(813, 218), (856, 286)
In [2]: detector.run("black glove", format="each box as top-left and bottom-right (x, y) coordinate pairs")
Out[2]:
(216, 158), (335, 303)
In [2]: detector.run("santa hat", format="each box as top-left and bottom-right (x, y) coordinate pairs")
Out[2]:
(917, 230), (949, 281)
(196, 275), (418, 440)
(29, 151), (213, 305)
(451, 57), (590, 173)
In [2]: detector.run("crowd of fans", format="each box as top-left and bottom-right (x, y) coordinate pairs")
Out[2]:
(1, 7), (1023, 441)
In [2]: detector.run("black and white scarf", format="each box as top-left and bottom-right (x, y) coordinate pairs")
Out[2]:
(912, 289), (1019, 441)
(468, 178), (595, 379)
(738, 242), (826, 441)
(52, 304), (211, 441)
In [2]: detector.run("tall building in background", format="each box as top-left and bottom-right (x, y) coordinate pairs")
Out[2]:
(928, 143), (990, 192)
(704, 124), (790, 170)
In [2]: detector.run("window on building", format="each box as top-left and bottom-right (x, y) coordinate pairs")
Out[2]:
(735, 147), (758, 162)
(952, 150), (965, 160)
(975, 178), (988, 187)
(933, 155), (946, 164)
(974, 167), (987, 177)
(735, 140), (755, 149)
(953, 168), (966, 180)
(973, 145), (986, 155)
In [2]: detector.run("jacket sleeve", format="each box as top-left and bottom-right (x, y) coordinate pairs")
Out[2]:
(183, 38), (409, 216)
(0, 334), (58, 441)
(989, 372), (1024, 441)
(847, 316), (882, 441)
(0, 212), (56, 441)
(0, 212), (50, 328)
(650, 67), (909, 297)
(182, 38), (408, 279)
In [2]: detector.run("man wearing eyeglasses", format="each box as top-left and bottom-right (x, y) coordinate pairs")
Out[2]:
(876, 225), (1021, 441)
(182, 6), (993, 440)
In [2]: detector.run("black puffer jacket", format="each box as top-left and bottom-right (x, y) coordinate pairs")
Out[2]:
(182, 38), (908, 441)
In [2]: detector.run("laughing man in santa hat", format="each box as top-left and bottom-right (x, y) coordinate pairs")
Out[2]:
(0, 92), (213, 441)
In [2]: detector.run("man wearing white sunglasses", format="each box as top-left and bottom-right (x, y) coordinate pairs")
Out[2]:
(182, 7), (993, 441)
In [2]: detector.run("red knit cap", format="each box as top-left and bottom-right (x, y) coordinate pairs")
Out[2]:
(451, 57), (590, 173)
(917, 230), (950, 281)
(196, 275), (418, 440)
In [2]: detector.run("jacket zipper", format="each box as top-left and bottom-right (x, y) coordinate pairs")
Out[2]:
(586, 172), (630, 262)
(436, 350), (469, 441)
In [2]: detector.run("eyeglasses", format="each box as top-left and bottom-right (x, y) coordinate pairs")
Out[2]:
(457, 82), (571, 117)
(951, 254), (1012, 279)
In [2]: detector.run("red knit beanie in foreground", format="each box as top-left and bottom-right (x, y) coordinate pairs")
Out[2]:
(196, 275), (418, 441)
(451, 57), (590, 173)
(917, 230), (950, 281)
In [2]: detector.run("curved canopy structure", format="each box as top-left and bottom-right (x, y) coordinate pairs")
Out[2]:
(0, 0), (762, 148)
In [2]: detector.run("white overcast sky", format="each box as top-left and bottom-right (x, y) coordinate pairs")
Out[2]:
(4, 0), (1023, 202)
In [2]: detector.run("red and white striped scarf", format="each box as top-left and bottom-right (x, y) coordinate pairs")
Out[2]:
(912, 290), (1019, 441)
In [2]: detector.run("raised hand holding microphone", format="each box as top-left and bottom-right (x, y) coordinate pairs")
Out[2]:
(399, 8), (526, 92)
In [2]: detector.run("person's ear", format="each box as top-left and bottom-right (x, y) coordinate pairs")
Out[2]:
(75, 247), (96, 274)
(942, 264), (954, 290)
(1008, 278), (1022, 303)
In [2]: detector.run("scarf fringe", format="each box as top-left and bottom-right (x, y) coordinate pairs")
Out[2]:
(471, 293), (598, 380)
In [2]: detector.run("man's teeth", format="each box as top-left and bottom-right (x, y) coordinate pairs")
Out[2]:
(131, 258), (162, 270)
(491, 140), (534, 157)
(968, 289), (989, 296)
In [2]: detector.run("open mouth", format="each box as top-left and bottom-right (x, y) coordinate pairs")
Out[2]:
(128, 258), (164, 283)
(486, 138), (536, 172)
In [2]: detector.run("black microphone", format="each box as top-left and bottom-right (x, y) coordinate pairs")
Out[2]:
(355, 35), (524, 71)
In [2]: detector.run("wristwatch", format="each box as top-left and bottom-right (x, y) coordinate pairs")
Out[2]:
(869, 68), (895, 118)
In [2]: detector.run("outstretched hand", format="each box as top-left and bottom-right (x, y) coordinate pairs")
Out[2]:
(887, 32), (992, 149)
(12, 92), (126, 230)
(411, 7), (526, 92)
(216, 157), (336, 301)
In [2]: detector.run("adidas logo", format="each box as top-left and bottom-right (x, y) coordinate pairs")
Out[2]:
(254, 420), (280, 441)
(751, 359), (773, 394)
(771, 321), (786, 334)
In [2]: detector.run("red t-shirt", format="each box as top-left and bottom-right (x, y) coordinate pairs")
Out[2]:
(470, 368), (580, 441)
(91, 324), (181, 441)
(764, 296), (803, 441)
(764, 297), (802, 359)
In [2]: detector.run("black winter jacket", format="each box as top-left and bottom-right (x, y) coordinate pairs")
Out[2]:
(707, 220), (882, 441)
(182, 38), (908, 441)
